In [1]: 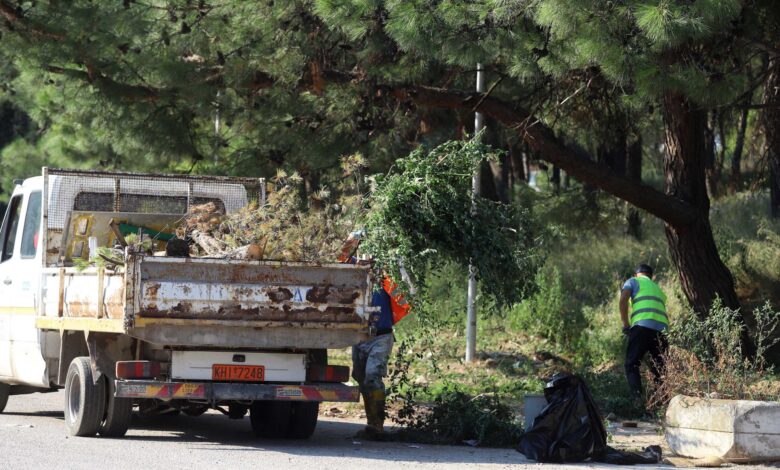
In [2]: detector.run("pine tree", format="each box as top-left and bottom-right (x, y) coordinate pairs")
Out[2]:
(1, 0), (776, 321)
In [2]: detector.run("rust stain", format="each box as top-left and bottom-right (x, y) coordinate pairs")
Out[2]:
(266, 287), (292, 302)
(233, 285), (255, 298)
(145, 282), (161, 300)
(217, 303), (261, 317)
(306, 286), (360, 304)
(66, 299), (92, 317)
(139, 304), (358, 322)
(106, 285), (126, 319)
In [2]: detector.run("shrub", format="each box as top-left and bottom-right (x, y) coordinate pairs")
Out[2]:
(650, 300), (780, 406)
(508, 267), (579, 348)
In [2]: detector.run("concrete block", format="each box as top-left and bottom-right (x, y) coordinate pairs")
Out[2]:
(665, 395), (780, 463)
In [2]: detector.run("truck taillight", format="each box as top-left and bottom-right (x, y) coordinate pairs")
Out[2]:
(116, 361), (161, 379)
(306, 365), (350, 383)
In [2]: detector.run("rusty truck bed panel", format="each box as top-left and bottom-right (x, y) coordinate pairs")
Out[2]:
(42, 268), (125, 320)
(135, 257), (372, 324)
(39, 254), (375, 349)
(128, 321), (370, 349)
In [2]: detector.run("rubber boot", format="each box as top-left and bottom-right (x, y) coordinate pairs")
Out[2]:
(363, 389), (386, 434)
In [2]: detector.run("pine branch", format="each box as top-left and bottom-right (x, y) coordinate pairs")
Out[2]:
(0, 1), (65, 41)
(38, 58), (697, 227)
(392, 85), (699, 228)
(45, 66), (162, 102)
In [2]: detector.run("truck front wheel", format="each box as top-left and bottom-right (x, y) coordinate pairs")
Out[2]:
(0, 382), (9, 413)
(64, 357), (106, 437)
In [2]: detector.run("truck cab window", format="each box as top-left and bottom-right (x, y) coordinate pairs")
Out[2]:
(1, 195), (22, 262)
(21, 191), (42, 258)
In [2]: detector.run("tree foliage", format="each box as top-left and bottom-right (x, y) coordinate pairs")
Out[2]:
(362, 138), (540, 306)
(0, 0), (778, 317)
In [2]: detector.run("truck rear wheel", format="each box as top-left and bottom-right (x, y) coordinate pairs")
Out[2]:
(64, 357), (106, 437)
(0, 382), (9, 413)
(287, 402), (319, 439)
(250, 401), (292, 439)
(98, 377), (133, 437)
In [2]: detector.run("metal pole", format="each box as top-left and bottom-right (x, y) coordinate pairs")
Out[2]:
(466, 63), (485, 363)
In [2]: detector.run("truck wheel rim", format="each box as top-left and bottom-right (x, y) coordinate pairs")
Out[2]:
(68, 378), (81, 424)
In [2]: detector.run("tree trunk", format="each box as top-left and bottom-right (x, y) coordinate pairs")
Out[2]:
(625, 137), (642, 239)
(487, 157), (510, 203)
(478, 118), (510, 203)
(704, 112), (721, 198)
(729, 107), (749, 194)
(763, 59), (780, 218)
(479, 160), (500, 202)
(717, 112), (728, 179)
(551, 165), (561, 194)
(521, 148), (531, 184)
(771, 162), (780, 218)
(506, 141), (526, 201)
(661, 92), (740, 314)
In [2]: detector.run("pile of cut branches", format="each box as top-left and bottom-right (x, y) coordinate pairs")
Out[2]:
(178, 162), (367, 262)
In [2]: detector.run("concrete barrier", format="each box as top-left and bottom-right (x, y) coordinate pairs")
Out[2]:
(665, 395), (780, 463)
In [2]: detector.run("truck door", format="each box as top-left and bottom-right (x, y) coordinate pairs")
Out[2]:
(0, 188), (47, 386)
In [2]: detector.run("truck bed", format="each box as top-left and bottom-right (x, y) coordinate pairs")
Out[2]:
(38, 253), (376, 349)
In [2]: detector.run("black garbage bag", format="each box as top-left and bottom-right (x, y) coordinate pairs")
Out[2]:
(517, 373), (662, 465)
(517, 373), (607, 462)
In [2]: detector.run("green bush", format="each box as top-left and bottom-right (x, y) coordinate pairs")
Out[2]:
(577, 302), (624, 367)
(508, 267), (578, 348)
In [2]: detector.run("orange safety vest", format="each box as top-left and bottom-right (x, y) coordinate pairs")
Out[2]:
(382, 277), (411, 324)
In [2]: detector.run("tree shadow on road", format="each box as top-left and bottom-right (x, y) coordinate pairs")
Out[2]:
(121, 412), (528, 466)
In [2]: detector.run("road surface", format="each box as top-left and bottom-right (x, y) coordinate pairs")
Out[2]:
(0, 389), (764, 470)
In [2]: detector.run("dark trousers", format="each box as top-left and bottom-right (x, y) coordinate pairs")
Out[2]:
(625, 326), (668, 398)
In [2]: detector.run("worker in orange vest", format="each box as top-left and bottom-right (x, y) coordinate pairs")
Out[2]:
(338, 231), (410, 435)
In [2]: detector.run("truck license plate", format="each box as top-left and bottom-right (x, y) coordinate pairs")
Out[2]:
(212, 364), (265, 382)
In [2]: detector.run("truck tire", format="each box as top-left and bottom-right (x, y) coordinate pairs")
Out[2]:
(64, 357), (106, 437)
(0, 382), (9, 413)
(250, 401), (292, 439)
(98, 377), (132, 437)
(287, 402), (319, 439)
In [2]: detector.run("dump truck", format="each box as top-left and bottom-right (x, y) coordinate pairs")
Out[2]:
(0, 168), (376, 438)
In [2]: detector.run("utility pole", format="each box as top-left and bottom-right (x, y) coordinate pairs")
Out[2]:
(465, 63), (484, 363)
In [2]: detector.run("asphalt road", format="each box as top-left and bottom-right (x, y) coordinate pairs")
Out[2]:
(0, 389), (690, 470)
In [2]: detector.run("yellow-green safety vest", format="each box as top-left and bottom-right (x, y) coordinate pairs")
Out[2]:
(629, 276), (669, 327)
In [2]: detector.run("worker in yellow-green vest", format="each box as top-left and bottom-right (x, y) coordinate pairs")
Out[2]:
(619, 264), (669, 403)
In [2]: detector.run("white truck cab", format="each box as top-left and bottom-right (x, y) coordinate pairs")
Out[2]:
(0, 177), (47, 387)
